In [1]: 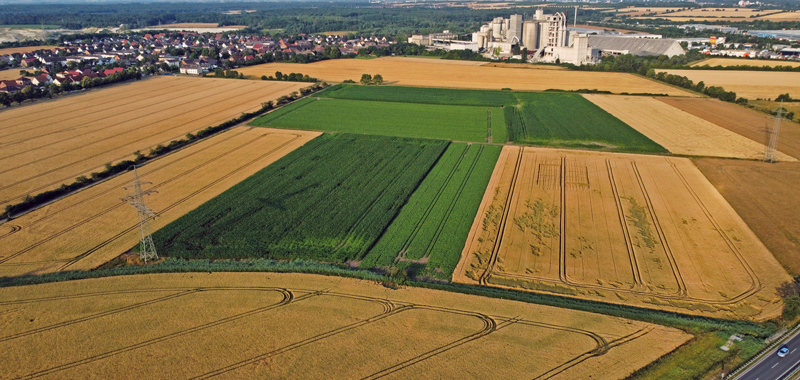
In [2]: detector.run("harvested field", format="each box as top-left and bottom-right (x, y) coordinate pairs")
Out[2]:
(0, 127), (320, 277)
(237, 57), (694, 96)
(0, 45), (56, 55)
(691, 58), (800, 68)
(0, 76), (307, 210)
(660, 8), (778, 17)
(751, 12), (800, 21)
(583, 94), (795, 161)
(657, 97), (800, 159)
(695, 159), (800, 275)
(604, 7), (683, 16)
(453, 146), (792, 320)
(657, 69), (800, 99)
(0, 69), (32, 81)
(362, 143), (502, 279)
(153, 134), (448, 262)
(0, 272), (692, 379)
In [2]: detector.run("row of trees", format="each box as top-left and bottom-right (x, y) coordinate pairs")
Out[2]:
(359, 74), (383, 85)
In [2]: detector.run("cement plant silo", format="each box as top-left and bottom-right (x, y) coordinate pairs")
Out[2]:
(492, 17), (503, 39)
(522, 20), (539, 49)
(509, 14), (523, 44)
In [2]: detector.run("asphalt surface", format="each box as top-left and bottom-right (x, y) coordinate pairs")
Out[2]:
(736, 329), (800, 380)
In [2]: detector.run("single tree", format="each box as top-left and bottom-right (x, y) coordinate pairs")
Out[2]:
(360, 73), (372, 85)
(372, 74), (383, 85)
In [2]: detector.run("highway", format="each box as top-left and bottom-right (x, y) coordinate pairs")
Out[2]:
(735, 328), (800, 380)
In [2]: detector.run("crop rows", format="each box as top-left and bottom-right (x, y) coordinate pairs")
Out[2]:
(505, 93), (667, 153)
(153, 133), (449, 262)
(320, 84), (518, 107)
(362, 143), (501, 279)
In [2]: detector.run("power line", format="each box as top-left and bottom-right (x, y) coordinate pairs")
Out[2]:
(121, 166), (158, 262)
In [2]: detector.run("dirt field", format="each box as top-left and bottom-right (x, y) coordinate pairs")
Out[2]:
(0, 76), (307, 210)
(453, 146), (792, 321)
(657, 97), (800, 160)
(238, 57), (695, 96)
(695, 159), (800, 275)
(657, 69), (800, 99)
(0, 45), (57, 55)
(692, 58), (800, 68)
(583, 95), (795, 161)
(0, 272), (691, 379)
(0, 127), (320, 277)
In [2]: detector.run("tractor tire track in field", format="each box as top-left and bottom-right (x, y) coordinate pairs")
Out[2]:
(630, 161), (687, 296)
(479, 146), (523, 286)
(419, 144), (486, 262)
(13, 288), (304, 380)
(0, 131), (302, 267)
(0, 79), (238, 146)
(605, 159), (643, 287)
(0, 79), (196, 140)
(0, 224), (21, 239)
(395, 144), (469, 262)
(57, 133), (306, 271)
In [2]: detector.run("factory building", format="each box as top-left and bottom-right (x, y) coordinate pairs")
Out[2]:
(588, 36), (686, 57)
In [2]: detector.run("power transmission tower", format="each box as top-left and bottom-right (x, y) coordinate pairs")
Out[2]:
(764, 100), (784, 163)
(121, 166), (158, 262)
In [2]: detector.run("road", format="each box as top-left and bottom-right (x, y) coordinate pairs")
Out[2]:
(735, 328), (800, 380)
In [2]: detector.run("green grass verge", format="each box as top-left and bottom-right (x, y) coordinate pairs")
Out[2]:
(321, 84), (518, 107)
(152, 133), (449, 262)
(507, 92), (667, 153)
(490, 106), (507, 143)
(250, 97), (498, 142)
(362, 143), (501, 279)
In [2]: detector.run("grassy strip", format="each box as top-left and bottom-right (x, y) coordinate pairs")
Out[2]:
(251, 98), (496, 142)
(320, 84), (518, 107)
(362, 143), (501, 279)
(490, 107), (507, 143)
(152, 133), (449, 262)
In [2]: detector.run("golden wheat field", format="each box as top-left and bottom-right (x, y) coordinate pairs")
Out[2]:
(692, 58), (800, 68)
(237, 57), (695, 96)
(583, 94), (796, 161)
(657, 69), (800, 99)
(753, 11), (800, 21)
(0, 127), (320, 277)
(453, 146), (792, 321)
(661, 8), (778, 17)
(0, 69), (33, 80)
(0, 45), (57, 55)
(0, 76), (307, 210)
(0, 272), (691, 379)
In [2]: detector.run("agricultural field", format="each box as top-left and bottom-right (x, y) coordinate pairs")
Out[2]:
(603, 7), (684, 16)
(0, 76), (307, 210)
(237, 57), (695, 96)
(320, 84), (518, 107)
(695, 159), (800, 275)
(505, 92), (666, 153)
(691, 58), (800, 68)
(658, 97), (800, 159)
(0, 127), (320, 277)
(757, 12), (800, 21)
(657, 69), (800, 99)
(0, 272), (691, 379)
(0, 45), (56, 55)
(453, 146), (792, 320)
(251, 97), (499, 142)
(583, 94), (796, 161)
(750, 99), (800, 124)
(153, 134), (448, 262)
(655, 7), (779, 17)
(362, 143), (502, 279)
(0, 69), (33, 80)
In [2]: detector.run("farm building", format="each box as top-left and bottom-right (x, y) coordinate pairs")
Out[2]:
(589, 36), (686, 57)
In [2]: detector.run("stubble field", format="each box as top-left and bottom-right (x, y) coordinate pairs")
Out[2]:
(0, 127), (320, 277)
(237, 57), (695, 96)
(657, 97), (800, 159)
(583, 94), (796, 161)
(453, 146), (792, 320)
(0, 272), (692, 380)
(656, 69), (800, 99)
(0, 45), (56, 55)
(0, 76), (307, 209)
(691, 58), (800, 68)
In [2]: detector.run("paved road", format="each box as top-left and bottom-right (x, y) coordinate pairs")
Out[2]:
(736, 328), (800, 380)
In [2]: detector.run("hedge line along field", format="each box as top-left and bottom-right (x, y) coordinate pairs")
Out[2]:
(584, 94), (797, 161)
(153, 134), (449, 262)
(0, 272), (691, 380)
(237, 56), (695, 96)
(320, 84), (519, 107)
(251, 97), (500, 143)
(0, 127), (320, 277)
(362, 143), (502, 279)
(0, 76), (307, 210)
(453, 146), (792, 321)
(504, 92), (667, 153)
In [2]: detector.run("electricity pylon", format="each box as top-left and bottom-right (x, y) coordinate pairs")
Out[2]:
(121, 166), (158, 262)
(764, 100), (784, 163)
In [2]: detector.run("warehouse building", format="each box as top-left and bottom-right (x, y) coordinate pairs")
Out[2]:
(588, 36), (686, 57)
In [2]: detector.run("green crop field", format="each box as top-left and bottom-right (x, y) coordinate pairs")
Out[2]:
(506, 92), (667, 153)
(153, 133), (449, 262)
(361, 143), (501, 279)
(321, 84), (518, 107)
(251, 97), (499, 142)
